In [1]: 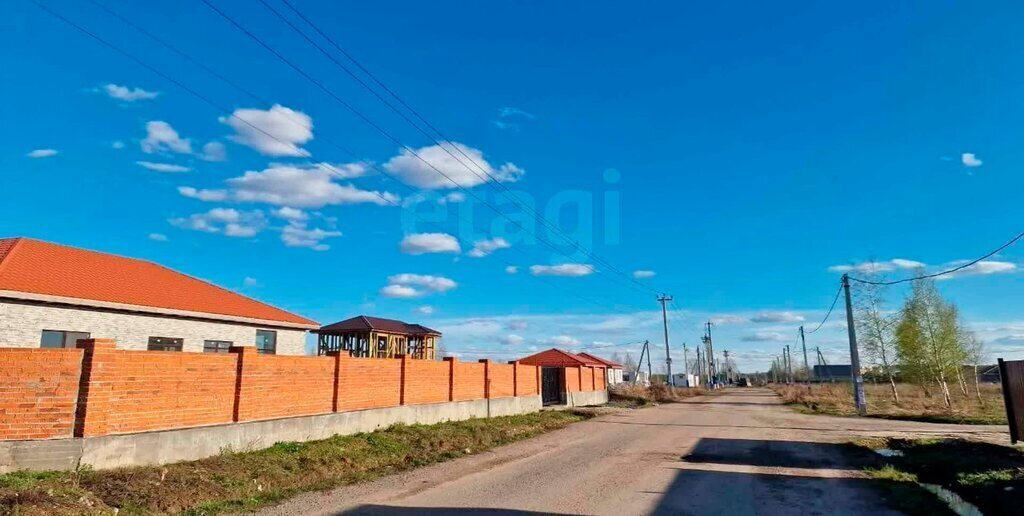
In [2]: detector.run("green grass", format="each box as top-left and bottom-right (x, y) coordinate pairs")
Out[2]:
(853, 437), (1024, 516)
(0, 410), (590, 516)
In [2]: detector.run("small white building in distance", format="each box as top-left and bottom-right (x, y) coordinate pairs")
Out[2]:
(0, 237), (318, 354)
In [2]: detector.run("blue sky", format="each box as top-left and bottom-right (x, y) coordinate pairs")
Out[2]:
(3, 1), (1024, 370)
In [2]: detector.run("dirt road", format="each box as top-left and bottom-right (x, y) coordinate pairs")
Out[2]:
(260, 388), (1007, 515)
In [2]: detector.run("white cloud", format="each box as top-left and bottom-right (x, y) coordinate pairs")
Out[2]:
(141, 121), (192, 154)
(710, 314), (748, 325)
(507, 321), (528, 330)
(281, 222), (341, 251)
(633, 270), (656, 279)
(199, 141), (227, 162)
(272, 207), (308, 221)
(939, 260), (1016, 280)
(400, 233), (461, 255)
(27, 149), (58, 158)
(384, 142), (524, 189)
(136, 161), (190, 173)
(221, 104), (312, 157)
(224, 164), (397, 208)
(380, 284), (422, 298)
(243, 277), (259, 287)
(148, 233), (168, 242)
(500, 334), (525, 346)
(467, 237), (510, 258)
(170, 208), (266, 237)
(741, 331), (788, 342)
(414, 305), (435, 315)
(387, 273), (457, 293)
(544, 335), (580, 347)
(750, 311), (806, 323)
(828, 259), (925, 274)
(111, 141), (126, 150)
(962, 152), (983, 167)
(505, 266), (519, 274)
(530, 264), (595, 277)
(102, 83), (158, 102)
(438, 192), (465, 204)
(178, 186), (229, 202)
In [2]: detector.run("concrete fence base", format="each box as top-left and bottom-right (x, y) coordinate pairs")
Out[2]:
(0, 394), (543, 473)
(563, 389), (609, 407)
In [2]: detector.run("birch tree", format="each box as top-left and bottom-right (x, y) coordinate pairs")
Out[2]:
(895, 278), (967, 409)
(854, 278), (901, 403)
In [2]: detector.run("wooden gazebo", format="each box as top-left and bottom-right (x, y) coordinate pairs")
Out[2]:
(313, 315), (440, 359)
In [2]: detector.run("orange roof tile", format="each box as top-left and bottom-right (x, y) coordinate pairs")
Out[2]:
(0, 238), (317, 328)
(518, 348), (606, 368)
(577, 352), (623, 368)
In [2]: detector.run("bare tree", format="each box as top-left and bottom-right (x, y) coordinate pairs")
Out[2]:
(963, 331), (986, 403)
(854, 277), (901, 404)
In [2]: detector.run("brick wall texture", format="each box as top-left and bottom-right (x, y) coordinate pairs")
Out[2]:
(0, 348), (83, 439)
(0, 340), (606, 440)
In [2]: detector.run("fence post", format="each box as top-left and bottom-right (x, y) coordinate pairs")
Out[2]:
(444, 357), (457, 402)
(509, 361), (519, 397)
(327, 351), (343, 412)
(398, 354), (409, 405)
(536, 365), (541, 396)
(578, 365), (584, 392)
(479, 359), (492, 399)
(73, 339), (117, 438)
(228, 345), (258, 422)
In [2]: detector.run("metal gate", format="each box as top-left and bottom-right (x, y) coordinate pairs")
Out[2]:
(999, 358), (1024, 443)
(541, 367), (563, 405)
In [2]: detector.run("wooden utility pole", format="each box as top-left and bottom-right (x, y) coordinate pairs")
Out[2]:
(723, 350), (731, 383)
(657, 294), (674, 386)
(702, 321), (716, 387)
(842, 274), (867, 415)
(682, 342), (690, 385)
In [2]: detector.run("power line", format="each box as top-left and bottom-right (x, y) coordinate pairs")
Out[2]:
(805, 283), (842, 334)
(848, 230), (1024, 286)
(34, 0), (637, 316)
(200, 0), (656, 297)
(266, 0), (661, 297)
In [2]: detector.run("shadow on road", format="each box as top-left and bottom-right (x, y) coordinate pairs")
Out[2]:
(683, 437), (867, 470)
(652, 437), (953, 515)
(340, 506), (567, 515)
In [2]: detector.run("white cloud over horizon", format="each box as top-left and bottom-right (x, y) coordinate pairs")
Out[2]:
(27, 148), (58, 158)
(530, 264), (595, 277)
(400, 233), (461, 255)
(467, 237), (510, 258)
(102, 83), (159, 102)
(137, 161), (190, 173)
(221, 104), (313, 157)
(384, 142), (524, 189)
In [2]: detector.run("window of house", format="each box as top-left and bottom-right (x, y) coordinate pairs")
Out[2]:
(147, 336), (183, 352)
(203, 340), (233, 353)
(40, 330), (91, 349)
(255, 330), (276, 355)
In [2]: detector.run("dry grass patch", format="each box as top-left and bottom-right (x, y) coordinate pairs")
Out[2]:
(773, 382), (1006, 425)
(0, 410), (589, 516)
(609, 383), (706, 407)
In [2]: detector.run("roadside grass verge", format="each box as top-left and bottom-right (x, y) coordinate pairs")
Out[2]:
(854, 436), (1024, 515)
(0, 410), (590, 515)
(772, 382), (1006, 425)
(608, 384), (706, 407)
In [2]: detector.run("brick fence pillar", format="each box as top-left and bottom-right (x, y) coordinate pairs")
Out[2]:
(509, 360), (519, 397)
(536, 365), (541, 396)
(478, 359), (491, 399)
(327, 351), (344, 412)
(444, 357), (456, 401)
(229, 345), (259, 422)
(577, 365), (584, 392)
(398, 354), (409, 405)
(74, 339), (117, 437)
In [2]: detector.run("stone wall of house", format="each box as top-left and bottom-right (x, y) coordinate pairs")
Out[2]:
(0, 299), (306, 355)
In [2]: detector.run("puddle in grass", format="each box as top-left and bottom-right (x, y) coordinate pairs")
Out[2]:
(870, 448), (982, 516)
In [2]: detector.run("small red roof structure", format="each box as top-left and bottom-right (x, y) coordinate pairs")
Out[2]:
(518, 348), (606, 368)
(577, 352), (623, 369)
(0, 237), (318, 328)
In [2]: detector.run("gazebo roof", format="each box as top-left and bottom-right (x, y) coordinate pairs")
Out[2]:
(315, 315), (441, 336)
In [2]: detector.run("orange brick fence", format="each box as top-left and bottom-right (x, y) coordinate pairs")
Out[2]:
(0, 339), (605, 441)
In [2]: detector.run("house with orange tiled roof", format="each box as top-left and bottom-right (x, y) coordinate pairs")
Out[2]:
(0, 237), (318, 354)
